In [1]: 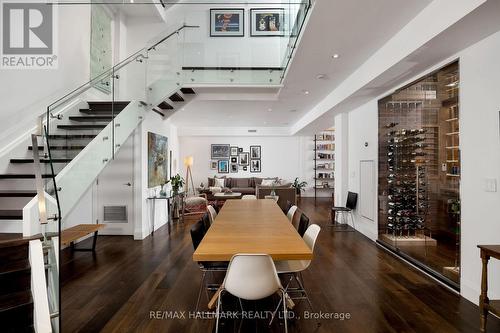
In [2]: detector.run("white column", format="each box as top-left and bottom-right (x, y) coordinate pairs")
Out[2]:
(334, 113), (349, 206)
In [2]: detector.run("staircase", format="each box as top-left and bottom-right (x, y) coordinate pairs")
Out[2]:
(0, 237), (37, 333)
(0, 101), (130, 231)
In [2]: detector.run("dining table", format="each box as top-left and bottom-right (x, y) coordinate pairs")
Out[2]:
(192, 199), (313, 262)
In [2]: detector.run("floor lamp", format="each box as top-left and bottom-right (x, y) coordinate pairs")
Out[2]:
(184, 156), (195, 196)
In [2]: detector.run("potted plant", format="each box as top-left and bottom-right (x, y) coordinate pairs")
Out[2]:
(292, 177), (308, 196)
(170, 174), (185, 195)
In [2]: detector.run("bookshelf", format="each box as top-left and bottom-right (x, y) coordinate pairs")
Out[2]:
(314, 129), (335, 200)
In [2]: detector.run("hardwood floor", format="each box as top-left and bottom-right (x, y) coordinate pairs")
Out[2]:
(61, 198), (500, 332)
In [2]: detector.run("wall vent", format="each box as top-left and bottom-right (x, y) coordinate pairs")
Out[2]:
(248, 129), (257, 133)
(104, 206), (128, 223)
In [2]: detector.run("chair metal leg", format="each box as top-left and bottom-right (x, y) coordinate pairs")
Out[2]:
(282, 290), (288, 333)
(215, 290), (223, 333)
(349, 211), (356, 230)
(195, 271), (206, 313)
(270, 275), (293, 326)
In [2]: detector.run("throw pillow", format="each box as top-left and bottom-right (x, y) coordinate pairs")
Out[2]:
(261, 179), (275, 186)
(209, 186), (222, 193)
(215, 178), (225, 188)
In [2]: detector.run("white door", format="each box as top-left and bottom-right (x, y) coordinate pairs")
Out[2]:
(94, 134), (135, 235)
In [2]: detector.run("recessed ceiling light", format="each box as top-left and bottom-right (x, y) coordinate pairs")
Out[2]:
(316, 74), (327, 80)
(290, 109), (297, 113)
(332, 54), (340, 59)
(264, 121), (268, 125)
(267, 108), (273, 112)
(303, 90), (310, 95)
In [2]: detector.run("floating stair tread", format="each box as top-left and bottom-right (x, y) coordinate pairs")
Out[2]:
(0, 191), (36, 197)
(0, 290), (32, 313)
(79, 109), (117, 115)
(157, 101), (173, 110)
(10, 158), (72, 164)
(0, 210), (23, 220)
(169, 93), (184, 102)
(180, 87), (196, 94)
(29, 145), (85, 151)
(68, 116), (114, 122)
(47, 134), (96, 139)
(57, 124), (106, 130)
(0, 259), (30, 276)
(0, 174), (53, 179)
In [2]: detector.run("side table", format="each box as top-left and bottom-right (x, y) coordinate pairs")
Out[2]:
(478, 244), (500, 332)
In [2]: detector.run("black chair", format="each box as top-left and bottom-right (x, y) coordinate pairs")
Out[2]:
(190, 220), (227, 312)
(202, 212), (211, 231)
(297, 213), (310, 237)
(330, 191), (358, 230)
(283, 200), (293, 214)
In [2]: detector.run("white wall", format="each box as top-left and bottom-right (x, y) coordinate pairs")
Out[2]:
(459, 30), (500, 304)
(178, 135), (325, 197)
(343, 30), (500, 304)
(167, 1), (297, 68)
(0, 5), (92, 148)
(346, 102), (378, 241)
(134, 114), (180, 240)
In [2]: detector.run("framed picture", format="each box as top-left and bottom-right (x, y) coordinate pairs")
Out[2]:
(239, 152), (249, 166)
(211, 144), (230, 159)
(230, 156), (239, 164)
(250, 145), (261, 159)
(250, 159), (261, 173)
(250, 8), (285, 37)
(230, 146), (239, 156)
(230, 164), (238, 173)
(210, 9), (244, 37)
(148, 132), (168, 188)
(210, 161), (218, 170)
(218, 160), (229, 173)
(238, 147), (243, 152)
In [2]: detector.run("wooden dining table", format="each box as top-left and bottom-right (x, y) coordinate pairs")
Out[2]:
(193, 199), (313, 262)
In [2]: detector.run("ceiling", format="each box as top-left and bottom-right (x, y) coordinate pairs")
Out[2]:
(117, 1), (163, 20)
(169, 0), (433, 128)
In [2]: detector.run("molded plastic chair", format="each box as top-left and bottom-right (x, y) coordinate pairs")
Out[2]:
(241, 195), (257, 200)
(271, 224), (321, 325)
(216, 254), (288, 333)
(207, 205), (217, 225)
(286, 205), (298, 222)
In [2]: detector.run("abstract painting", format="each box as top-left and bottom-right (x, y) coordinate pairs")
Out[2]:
(148, 132), (168, 188)
(210, 9), (244, 37)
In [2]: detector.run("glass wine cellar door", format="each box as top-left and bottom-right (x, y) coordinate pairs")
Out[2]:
(378, 61), (461, 288)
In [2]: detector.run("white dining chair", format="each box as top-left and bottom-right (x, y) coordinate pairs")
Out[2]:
(286, 205), (298, 222)
(270, 224), (321, 325)
(241, 195), (257, 200)
(216, 254), (288, 333)
(207, 205), (217, 225)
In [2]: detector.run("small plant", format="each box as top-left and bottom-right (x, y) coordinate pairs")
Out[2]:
(292, 177), (308, 195)
(170, 174), (185, 194)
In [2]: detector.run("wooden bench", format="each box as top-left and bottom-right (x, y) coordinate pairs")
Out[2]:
(61, 224), (105, 252)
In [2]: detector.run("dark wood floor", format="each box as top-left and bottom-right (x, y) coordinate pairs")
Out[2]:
(61, 198), (500, 332)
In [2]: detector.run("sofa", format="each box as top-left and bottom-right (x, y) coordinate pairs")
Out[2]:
(205, 177), (296, 209)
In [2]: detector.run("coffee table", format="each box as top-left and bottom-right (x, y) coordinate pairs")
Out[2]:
(214, 192), (242, 200)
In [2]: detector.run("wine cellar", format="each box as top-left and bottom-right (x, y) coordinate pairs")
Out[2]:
(378, 61), (461, 286)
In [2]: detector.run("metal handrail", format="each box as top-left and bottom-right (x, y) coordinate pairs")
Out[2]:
(45, 24), (199, 116)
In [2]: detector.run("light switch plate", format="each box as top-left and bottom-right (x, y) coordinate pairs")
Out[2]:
(483, 178), (498, 192)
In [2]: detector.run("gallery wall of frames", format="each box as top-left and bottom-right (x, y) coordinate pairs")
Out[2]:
(378, 61), (461, 287)
(211, 144), (262, 173)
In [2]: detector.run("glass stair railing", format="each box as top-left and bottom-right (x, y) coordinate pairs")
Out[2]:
(38, 0), (312, 219)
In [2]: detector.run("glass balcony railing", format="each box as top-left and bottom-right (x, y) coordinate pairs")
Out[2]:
(39, 0), (311, 224)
